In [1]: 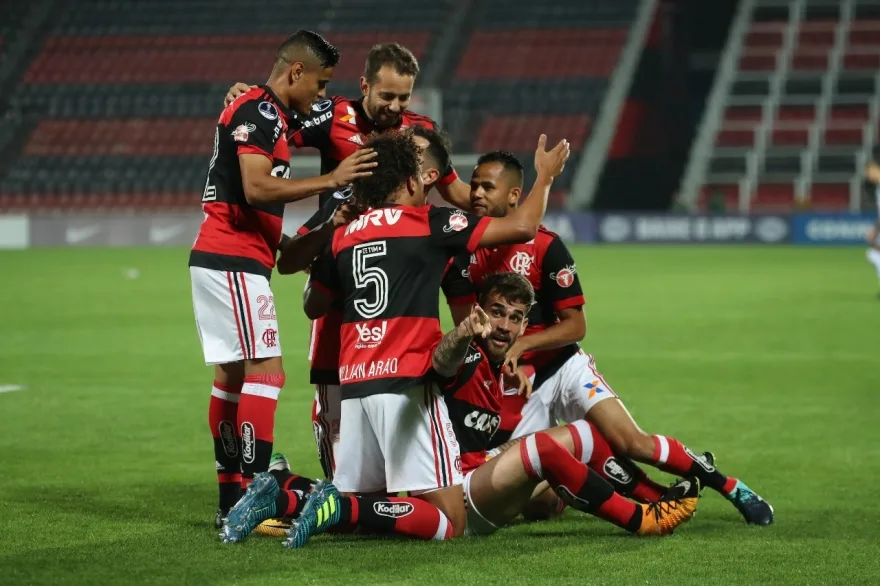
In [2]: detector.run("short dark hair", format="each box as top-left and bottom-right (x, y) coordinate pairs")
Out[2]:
(412, 126), (451, 174)
(872, 145), (880, 165)
(352, 130), (421, 209)
(479, 272), (535, 310)
(364, 43), (419, 83)
(275, 30), (340, 69)
(477, 151), (524, 187)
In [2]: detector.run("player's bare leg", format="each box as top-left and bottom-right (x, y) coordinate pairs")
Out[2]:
(238, 355), (286, 491)
(416, 485), (467, 537)
(588, 398), (774, 525)
(209, 361), (245, 527)
(469, 431), (698, 535)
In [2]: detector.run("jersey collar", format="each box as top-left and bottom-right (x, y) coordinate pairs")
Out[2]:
(260, 85), (295, 120)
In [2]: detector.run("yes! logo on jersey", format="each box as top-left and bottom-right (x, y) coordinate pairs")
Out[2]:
(509, 251), (534, 276)
(354, 321), (387, 349)
(231, 123), (256, 143)
(549, 264), (577, 288)
(444, 210), (469, 233)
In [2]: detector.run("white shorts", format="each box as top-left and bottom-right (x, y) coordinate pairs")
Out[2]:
(463, 470), (500, 536)
(313, 384), (341, 479)
(190, 267), (282, 365)
(333, 384), (463, 494)
(510, 351), (616, 441)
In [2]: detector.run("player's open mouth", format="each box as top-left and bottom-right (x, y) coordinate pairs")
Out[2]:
(488, 334), (509, 348)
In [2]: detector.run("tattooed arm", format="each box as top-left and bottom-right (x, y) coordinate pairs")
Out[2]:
(432, 305), (490, 378)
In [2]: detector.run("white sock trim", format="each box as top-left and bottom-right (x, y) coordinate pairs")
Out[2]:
(569, 420), (594, 464)
(433, 511), (450, 540)
(211, 387), (240, 403)
(655, 435), (670, 464)
(524, 435), (544, 479)
(241, 383), (281, 400)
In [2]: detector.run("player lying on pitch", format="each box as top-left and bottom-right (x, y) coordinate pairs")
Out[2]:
(442, 151), (773, 525)
(218, 273), (700, 545)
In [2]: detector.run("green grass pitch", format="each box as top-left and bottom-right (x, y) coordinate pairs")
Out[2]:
(1, 245), (878, 585)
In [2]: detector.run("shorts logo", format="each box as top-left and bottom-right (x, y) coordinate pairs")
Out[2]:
(685, 447), (715, 472)
(231, 123), (256, 143)
(454, 455), (462, 474)
(241, 422), (255, 464)
(218, 420), (238, 458)
(584, 379), (605, 399)
(509, 251), (534, 276)
(373, 502), (414, 518)
(603, 457), (633, 485)
(444, 210), (469, 233)
(549, 264), (577, 288)
(262, 328), (278, 348)
(258, 101), (278, 120)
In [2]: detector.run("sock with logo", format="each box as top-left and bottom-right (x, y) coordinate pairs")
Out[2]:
(268, 469), (315, 495)
(209, 380), (243, 512)
(651, 435), (737, 494)
(567, 420), (665, 503)
(521, 432), (643, 532)
(338, 496), (454, 540)
(238, 373), (285, 490)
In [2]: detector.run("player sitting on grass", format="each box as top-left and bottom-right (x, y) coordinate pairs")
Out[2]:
(443, 151), (774, 525)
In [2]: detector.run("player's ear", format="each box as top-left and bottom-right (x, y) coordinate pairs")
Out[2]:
(508, 187), (521, 207)
(289, 61), (305, 84)
(359, 76), (369, 97)
(406, 175), (417, 196)
(422, 168), (440, 188)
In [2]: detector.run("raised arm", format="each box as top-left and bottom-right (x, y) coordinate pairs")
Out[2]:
(432, 305), (490, 378)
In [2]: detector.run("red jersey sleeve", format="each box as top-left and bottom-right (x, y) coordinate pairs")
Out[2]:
(541, 236), (585, 311)
(428, 207), (491, 255)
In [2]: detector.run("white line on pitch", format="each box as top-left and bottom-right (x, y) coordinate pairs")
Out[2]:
(0, 384), (27, 394)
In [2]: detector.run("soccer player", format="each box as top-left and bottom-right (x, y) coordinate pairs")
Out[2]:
(223, 42), (472, 209)
(275, 126), (456, 481)
(443, 151), (774, 526)
(189, 30), (378, 528)
(864, 146), (880, 297)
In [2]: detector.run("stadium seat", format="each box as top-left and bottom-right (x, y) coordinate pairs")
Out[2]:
(475, 114), (591, 153)
(808, 182), (850, 211)
(752, 183), (795, 212)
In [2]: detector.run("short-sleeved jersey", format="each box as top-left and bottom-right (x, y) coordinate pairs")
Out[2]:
(310, 204), (490, 399)
(298, 188), (352, 385)
(442, 227), (586, 373)
(437, 342), (503, 473)
(289, 96), (458, 207)
(190, 85), (293, 278)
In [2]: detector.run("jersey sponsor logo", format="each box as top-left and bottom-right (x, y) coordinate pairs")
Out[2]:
(339, 358), (399, 382)
(272, 118), (283, 142)
(354, 320), (387, 349)
(303, 111), (332, 128)
(443, 210), (469, 233)
(312, 99), (333, 112)
(340, 105), (357, 125)
(345, 208), (403, 235)
(333, 186), (353, 200)
(464, 351), (481, 364)
(549, 264), (577, 288)
(258, 101), (279, 120)
(603, 457), (633, 485)
(241, 422), (256, 464)
(231, 122), (256, 143)
(509, 251), (534, 276)
(685, 447), (716, 473)
(373, 502), (414, 518)
(464, 410), (501, 434)
(271, 164), (291, 179)
(218, 420), (238, 458)
(347, 133), (364, 146)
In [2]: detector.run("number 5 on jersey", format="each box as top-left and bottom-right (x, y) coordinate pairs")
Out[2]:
(353, 241), (388, 320)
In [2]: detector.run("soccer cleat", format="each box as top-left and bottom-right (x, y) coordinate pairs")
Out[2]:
(637, 477), (701, 536)
(726, 480), (774, 526)
(282, 479), (341, 549)
(268, 452), (290, 474)
(219, 472), (279, 543)
(254, 517), (293, 537)
(214, 508), (228, 530)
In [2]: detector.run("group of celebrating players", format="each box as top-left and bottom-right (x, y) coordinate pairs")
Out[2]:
(188, 30), (774, 550)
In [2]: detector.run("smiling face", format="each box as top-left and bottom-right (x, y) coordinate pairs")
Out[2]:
(479, 291), (529, 363)
(361, 65), (415, 129)
(469, 161), (521, 218)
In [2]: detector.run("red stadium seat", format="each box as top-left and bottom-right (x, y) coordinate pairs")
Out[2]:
(809, 183), (850, 210)
(476, 114), (591, 152)
(752, 183), (795, 212)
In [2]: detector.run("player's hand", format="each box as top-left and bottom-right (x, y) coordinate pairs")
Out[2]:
(503, 365), (533, 400)
(329, 149), (378, 188)
(224, 82), (257, 107)
(330, 203), (362, 228)
(534, 134), (571, 179)
(461, 304), (490, 339)
(503, 339), (528, 373)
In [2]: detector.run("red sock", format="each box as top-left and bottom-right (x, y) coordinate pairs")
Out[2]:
(275, 489), (305, 518)
(521, 432), (642, 532)
(341, 496), (454, 540)
(651, 435), (737, 494)
(209, 381), (242, 511)
(567, 421), (665, 503)
(238, 373), (284, 490)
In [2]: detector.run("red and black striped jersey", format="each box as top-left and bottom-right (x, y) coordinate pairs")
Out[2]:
(437, 342), (503, 474)
(298, 191), (352, 385)
(442, 227), (585, 372)
(289, 96), (458, 207)
(190, 85), (292, 278)
(310, 204), (490, 399)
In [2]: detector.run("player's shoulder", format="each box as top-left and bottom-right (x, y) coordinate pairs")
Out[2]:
(402, 110), (437, 130)
(536, 226), (566, 248)
(226, 87), (288, 126)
